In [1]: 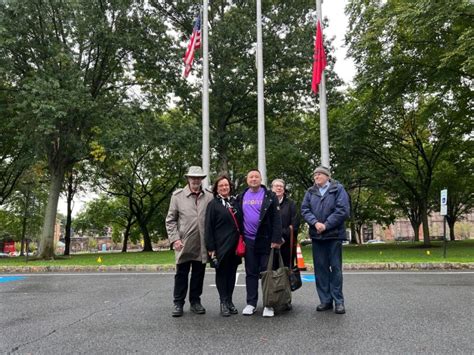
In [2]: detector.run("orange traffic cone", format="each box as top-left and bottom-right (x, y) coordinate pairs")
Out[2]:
(296, 243), (306, 271)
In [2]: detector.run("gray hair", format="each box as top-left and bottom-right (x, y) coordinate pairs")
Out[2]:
(271, 178), (286, 188)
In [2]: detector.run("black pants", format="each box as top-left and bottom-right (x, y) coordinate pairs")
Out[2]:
(215, 253), (240, 303)
(173, 260), (206, 306)
(244, 243), (269, 307)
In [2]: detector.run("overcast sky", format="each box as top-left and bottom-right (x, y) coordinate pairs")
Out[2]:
(322, 0), (356, 84)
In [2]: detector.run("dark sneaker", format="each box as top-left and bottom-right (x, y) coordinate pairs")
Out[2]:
(316, 303), (333, 312)
(227, 301), (238, 315)
(172, 304), (183, 317)
(190, 303), (206, 314)
(335, 304), (346, 314)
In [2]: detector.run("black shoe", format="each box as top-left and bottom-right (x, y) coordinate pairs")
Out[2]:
(335, 304), (346, 314)
(190, 303), (206, 314)
(227, 301), (238, 315)
(316, 303), (333, 312)
(220, 303), (231, 317)
(172, 304), (183, 317)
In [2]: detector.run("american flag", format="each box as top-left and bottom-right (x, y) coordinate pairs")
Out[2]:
(183, 14), (201, 78)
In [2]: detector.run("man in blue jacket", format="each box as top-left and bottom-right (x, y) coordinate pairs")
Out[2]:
(301, 166), (350, 314)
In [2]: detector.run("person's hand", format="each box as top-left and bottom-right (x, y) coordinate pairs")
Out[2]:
(174, 240), (184, 251)
(271, 242), (282, 249)
(315, 222), (326, 234)
(208, 251), (215, 258)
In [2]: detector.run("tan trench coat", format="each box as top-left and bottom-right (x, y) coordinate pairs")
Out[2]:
(165, 185), (213, 264)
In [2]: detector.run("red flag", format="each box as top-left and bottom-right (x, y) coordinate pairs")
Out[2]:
(183, 15), (201, 78)
(311, 20), (327, 94)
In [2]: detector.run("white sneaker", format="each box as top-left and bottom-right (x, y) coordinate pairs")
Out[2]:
(263, 307), (274, 317)
(242, 305), (256, 315)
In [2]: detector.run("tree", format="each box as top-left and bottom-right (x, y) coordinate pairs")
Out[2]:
(0, 0), (176, 258)
(0, 81), (33, 205)
(432, 141), (474, 240)
(158, 1), (344, 179)
(94, 108), (200, 251)
(0, 166), (47, 250)
(345, 0), (473, 245)
(63, 163), (91, 255)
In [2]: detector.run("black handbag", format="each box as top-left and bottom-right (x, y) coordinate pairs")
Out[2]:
(288, 225), (302, 292)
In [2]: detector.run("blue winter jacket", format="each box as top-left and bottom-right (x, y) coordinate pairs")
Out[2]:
(301, 180), (350, 240)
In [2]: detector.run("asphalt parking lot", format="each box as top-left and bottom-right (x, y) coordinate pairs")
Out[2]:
(1, 271), (473, 354)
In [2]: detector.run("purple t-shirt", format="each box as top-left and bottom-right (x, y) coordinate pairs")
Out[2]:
(243, 187), (265, 240)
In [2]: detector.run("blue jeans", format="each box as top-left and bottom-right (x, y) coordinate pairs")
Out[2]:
(311, 239), (344, 305)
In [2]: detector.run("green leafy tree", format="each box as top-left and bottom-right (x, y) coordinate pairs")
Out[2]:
(0, 167), (47, 251)
(0, 81), (34, 205)
(160, 1), (344, 179)
(0, 0), (176, 258)
(94, 108), (200, 251)
(432, 141), (474, 240)
(345, 0), (473, 245)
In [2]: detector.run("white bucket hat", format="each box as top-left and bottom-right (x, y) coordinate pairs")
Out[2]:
(185, 166), (206, 178)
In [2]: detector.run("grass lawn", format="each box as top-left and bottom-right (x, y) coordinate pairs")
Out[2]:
(0, 240), (473, 267)
(0, 250), (176, 267)
(302, 239), (474, 264)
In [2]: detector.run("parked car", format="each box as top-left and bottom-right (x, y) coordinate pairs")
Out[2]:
(366, 239), (385, 244)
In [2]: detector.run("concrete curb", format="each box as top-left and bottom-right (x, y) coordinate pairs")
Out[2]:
(1, 262), (473, 273)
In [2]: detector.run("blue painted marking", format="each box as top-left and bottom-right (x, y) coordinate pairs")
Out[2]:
(0, 276), (26, 283)
(302, 275), (315, 282)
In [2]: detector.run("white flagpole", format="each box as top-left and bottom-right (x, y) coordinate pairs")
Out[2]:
(317, 0), (330, 168)
(256, 0), (267, 185)
(202, 0), (210, 188)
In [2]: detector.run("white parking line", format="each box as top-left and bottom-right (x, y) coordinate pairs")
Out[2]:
(209, 272), (246, 287)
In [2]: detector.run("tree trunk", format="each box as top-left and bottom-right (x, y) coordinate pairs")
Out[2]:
(64, 172), (74, 256)
(350, 222), (359, 244)
(413, 225), (420, 242)
(142, 226), (153, 252)
(38, 168), (65, 259)
(356, 225), (363, 244)
(447, 219), (456, 241)
(409, 219), (421, 242)
(136, 217), (153, 252)
(348, 195), (359, 244)
(420, 202), (431, 246)
(121, 218), (133, 253)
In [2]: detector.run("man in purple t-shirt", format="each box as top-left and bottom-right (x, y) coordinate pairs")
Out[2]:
(236, 169), (282, 317)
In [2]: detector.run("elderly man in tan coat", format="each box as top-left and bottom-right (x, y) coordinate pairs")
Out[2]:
(166, 166), (213, 317)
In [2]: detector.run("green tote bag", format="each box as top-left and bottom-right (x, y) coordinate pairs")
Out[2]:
(261, 248), (292, 311)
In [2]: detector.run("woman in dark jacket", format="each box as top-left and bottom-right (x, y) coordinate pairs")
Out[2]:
(271, 179), (300, 269)
(204, 175), (242, 316)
